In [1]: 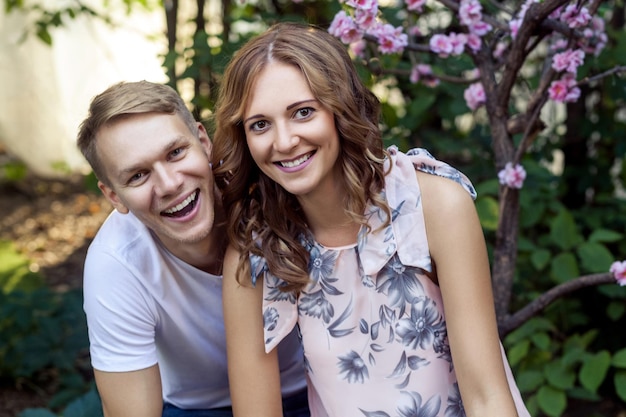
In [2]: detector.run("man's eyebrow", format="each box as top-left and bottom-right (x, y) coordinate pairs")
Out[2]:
(243, 99), (318, 125)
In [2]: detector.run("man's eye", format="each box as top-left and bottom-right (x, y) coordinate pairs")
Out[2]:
(170, 147), (186, 159)
(128, 172), (145, 184)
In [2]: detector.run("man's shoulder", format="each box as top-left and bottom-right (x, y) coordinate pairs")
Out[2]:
(88, 210), (157, 259)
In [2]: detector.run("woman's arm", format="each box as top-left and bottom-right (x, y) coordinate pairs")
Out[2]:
(222, 245), (284, 417)
(416, 170), (519, 417)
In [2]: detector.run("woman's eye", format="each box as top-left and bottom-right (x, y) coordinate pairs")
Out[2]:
(295, 107), (314, 119)
(250, 120), (268, 132)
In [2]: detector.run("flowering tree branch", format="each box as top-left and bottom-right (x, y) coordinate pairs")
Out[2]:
(328, 0), (623, 335)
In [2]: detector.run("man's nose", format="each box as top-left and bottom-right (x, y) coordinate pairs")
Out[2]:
(153, 164), (182, 196)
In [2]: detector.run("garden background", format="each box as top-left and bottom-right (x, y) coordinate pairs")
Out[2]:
(0, 0), (625, 416)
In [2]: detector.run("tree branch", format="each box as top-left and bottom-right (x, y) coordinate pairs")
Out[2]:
(498, 272), (617, 336)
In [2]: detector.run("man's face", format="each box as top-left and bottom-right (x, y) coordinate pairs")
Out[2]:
(96, 113), (216, 250)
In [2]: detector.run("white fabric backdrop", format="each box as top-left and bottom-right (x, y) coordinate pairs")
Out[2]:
(0, 2), (167, 177)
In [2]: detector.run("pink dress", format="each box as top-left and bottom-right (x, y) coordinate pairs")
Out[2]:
(251, 147), (530, 417)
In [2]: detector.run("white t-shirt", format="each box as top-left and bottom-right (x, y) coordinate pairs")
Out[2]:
(83, 210), (307, 409)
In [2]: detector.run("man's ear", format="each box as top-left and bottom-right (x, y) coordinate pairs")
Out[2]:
(98, 180), (129, 214)
(197, 123), (212, 157)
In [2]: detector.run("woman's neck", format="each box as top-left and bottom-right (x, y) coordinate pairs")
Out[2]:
(298, 187), (360, 248)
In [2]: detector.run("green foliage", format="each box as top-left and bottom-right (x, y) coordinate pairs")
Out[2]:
(0, 240), (44, 293)
(18, 385), (103, 417)
(1, 160), (28, 181)
(0, 282), (92, 411)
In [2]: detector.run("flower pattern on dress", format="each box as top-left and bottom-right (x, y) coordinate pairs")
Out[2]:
(253, 148), (528, 417)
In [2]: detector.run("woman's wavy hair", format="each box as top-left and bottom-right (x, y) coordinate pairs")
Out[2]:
(212, 22), (390, 292)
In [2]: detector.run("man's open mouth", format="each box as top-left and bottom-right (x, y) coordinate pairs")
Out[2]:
(162, 190), (199, 217)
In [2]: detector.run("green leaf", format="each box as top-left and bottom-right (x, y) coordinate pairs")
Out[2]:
(550, 252), (579, 284)
(549, 209), (583, 251)
(517, 370), (545, 392)
(607, 301), (625, 321)
(612, 348), (626, 368)
(475, 196), (499, 231)
(576, 242), (614, 273)
(507, 339), (530, 366)
(589, 229), (624, 243)
(616, 371), (626, 402)
(530, 332), (551, 350)
(579, 351), (611, 393)
(537, 385), (567, 417)
(531, 249), (551, 271)
(544, 360), (576, 390)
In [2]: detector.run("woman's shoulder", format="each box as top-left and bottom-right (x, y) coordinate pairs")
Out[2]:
(386, 146), (477, 201)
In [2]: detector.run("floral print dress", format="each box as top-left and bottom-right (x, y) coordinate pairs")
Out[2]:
(250, 147), (530, 417)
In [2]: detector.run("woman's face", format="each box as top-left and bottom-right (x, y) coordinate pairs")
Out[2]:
(242, 62), (341, 201)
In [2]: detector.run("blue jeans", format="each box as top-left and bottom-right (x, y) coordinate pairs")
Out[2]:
(162, 389), (310, 417)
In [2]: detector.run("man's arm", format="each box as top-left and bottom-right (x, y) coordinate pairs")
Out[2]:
(94, 364), (163, 417)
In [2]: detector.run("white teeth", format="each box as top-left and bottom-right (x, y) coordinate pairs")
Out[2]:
(164, 191), (197, 214)
(280, 153), (311, 168)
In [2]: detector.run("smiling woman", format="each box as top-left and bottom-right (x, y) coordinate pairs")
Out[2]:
(212, 22), (530, 417)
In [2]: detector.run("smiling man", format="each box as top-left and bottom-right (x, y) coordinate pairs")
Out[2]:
(76, 81), (309, 417)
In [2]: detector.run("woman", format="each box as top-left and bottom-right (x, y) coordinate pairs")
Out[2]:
(212, 22), (530, 417)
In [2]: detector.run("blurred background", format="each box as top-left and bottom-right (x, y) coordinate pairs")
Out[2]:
(0, 1), (624, 416)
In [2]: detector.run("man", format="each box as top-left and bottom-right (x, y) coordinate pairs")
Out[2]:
(77, 81), (309, 417)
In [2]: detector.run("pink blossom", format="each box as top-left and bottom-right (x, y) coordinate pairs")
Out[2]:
(548, 74), (580, 103)
(405, 0), (427, 13)
(592, 16), (606, 32)
(355, 6), (378, 30)
(466, 33), (482, 51)
(374, 23), (408, 54)
(493, 41), (507, 58)
(610, 261), (626, 286)
(560, 4), (592, 29)
(430, 33), (453, 57)
(410, 64), (439, 87)
(328, 11), (364, 44)
(463, 82), (486, 110)
(552, 48), (585, 73)
(549, 6), (563, 19)
(449, 32), (468, 55)
(469, 21), (492, 36)
(346, 0), (378, 9)
(498, 162), (527, 189)
(350, 40), (367, 57)
(459, 0), (483, 26)
(408, 25), (422, 37)
(550, 38), (568, 52)
(509, 18), (522, 39)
